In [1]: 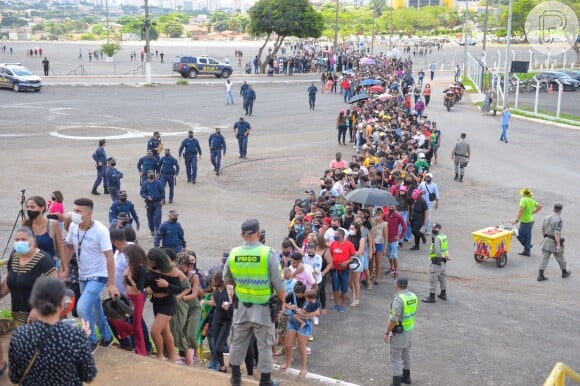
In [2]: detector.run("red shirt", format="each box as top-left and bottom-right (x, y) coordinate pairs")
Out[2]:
(383, 212), (407, 242)
(330, 240), (356, 271)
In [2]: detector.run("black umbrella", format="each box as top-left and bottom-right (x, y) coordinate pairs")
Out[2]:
(345, 188), (398, 207)
(348, 94), (370, 104)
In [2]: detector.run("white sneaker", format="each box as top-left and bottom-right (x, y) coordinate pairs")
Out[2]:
(306, 347), (311, 355)
(313, 316), (319, 326)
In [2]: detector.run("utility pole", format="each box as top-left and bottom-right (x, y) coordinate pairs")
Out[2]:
(106, 0), (110, 45)
(334, 0), (340, 54)
(482, 0), (488, 53)
(144, 0), (152, 84)
(371, 9), (376, 55)
(389, 6), (393, 51)
(503, 0), (513, 107)
(462, 0), (469, 82)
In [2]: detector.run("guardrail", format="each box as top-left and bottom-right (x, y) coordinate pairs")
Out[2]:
(66, 64), (88, 76)
(544, 362), (580, 386)
(125, 64), (144, 76)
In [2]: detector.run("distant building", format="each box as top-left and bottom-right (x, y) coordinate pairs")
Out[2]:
(388, 0), (454, 9)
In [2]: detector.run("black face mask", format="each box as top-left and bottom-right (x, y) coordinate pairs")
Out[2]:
(346, 209), (353, 214)
(188, 135), (193, 139)
(282, 251), (291, 257)
(170, 218), (178, 223)
(27, 210), (41, 220)
(331, 225), (339, 230)
(389, 208), (395, 214)
(119, 198), (127, 202)
(432, 229), (439, 235)
(111, 162), (117, 167)
(149, 176), (155, 180)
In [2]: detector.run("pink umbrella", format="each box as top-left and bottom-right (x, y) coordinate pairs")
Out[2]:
(369, 85), (385, 93)
(378, 93), (394, 101)
(359, 57), (375, 65)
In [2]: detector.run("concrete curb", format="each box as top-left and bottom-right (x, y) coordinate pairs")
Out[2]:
(273, 364), (361, 386)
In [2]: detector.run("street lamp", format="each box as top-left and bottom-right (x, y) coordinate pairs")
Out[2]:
(144, 0), (152, 84)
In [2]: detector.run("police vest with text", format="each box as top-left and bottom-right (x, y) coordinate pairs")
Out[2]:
(429, 234), (448, 264)
(397, 292), (418, 332)
(228, 245), (272, 304)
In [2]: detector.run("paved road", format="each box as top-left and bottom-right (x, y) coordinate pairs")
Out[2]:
(0, 74), (579, 385)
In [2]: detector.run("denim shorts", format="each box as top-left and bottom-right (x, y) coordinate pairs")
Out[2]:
(374, 243), (384, 253)
(387, 241), (399, 259)
(331, 269), (350, 293)
(287, 318), (313, 337)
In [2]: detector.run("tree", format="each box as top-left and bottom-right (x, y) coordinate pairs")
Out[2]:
(100, 42), (122, 58)
(163, 21), (183, 37)
(500, 0), (538, 41)
(248, 0), (324, 72)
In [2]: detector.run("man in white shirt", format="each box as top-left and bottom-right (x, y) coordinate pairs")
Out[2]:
(225, 79), (234, 105)
(61, 197), (120, 352)
(324, 216), (350, 246)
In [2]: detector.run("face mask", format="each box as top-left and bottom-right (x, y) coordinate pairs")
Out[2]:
(294, 226), (303, 232)
(71, 213), (83, 225)
(336, 157), (341, 161)
(165, 154), (170, 157)
(149, 175), (155, 180)
(170, 218), (178, 223)
(282, 251), (291, 257)
(51, 197), (56, 201)
(119, 198), (127, 202)
(346, 209), (353, 214)
(333, 235), (340, 241)
(188, 135), (193, 138)
(111, 162), (117, 167)
(14, 241), (31, 255)
(331, 225), (339, 230)
(26, 210), (41, 220)
(349, 230), (356, 236)
(426, 180), (431, 184)
(308, 253), (315, 257)
(389, 208), (395, 214)
(432, 229), (439, 235)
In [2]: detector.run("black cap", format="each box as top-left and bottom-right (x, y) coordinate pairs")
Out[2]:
(396, 277), (408, 288)
(119, 190), (127, 197)
(117, 212), (129, 219)
(433, 223), (442, 230)
(188, 130), (193, 134)
(154, 131), (160, 135)
(241, 219), (260, 236)
(554, 203), (563, 211)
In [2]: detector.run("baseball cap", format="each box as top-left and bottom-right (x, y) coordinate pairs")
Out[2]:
(153, 131), (160, 135)
(117, 212), (129, 219)
(519, 187), (533, 197)
(433, 223), (442, 230)
(426, 173), (433, 178)
(118, 190), (128, 197)
(169, 210), (179, 217)
(554, 203), (563, 211)
(241, 219), (260, 235)
(323, 218), (331, 226)
(396, 277), (408, 288)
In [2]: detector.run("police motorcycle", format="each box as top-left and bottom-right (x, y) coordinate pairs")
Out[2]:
(443, 85), (456, 111)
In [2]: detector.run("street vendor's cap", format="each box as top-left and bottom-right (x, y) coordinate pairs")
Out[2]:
(241, 219), (260, 235)
(396, 277), (409, 289)
(554, 203), (563, 211)
(519, 187), (533, 197)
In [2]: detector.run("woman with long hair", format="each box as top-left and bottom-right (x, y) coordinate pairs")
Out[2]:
(144, 247), (189, 363)
(347, 223), (365, 306)
(204, 270), (233, 373)
(370, 208), (388, 286)
(314, 233), (333, 315)
(23, 195), (63, 260)
(123, 244), (148, 356)
(336, 110), (348, 146)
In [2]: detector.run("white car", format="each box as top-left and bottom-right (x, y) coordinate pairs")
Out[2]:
(0, 63), (43, 92)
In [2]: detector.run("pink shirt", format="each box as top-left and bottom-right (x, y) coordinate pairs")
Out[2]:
(48, 201), (64, 214)
(330, 160), (347, 170)
(290, 264), (316, 289)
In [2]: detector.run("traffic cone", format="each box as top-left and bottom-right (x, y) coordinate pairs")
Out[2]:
(548, 84), (553, 94)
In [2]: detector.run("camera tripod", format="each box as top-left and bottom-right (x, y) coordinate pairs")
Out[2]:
(1, 189), (26, 260)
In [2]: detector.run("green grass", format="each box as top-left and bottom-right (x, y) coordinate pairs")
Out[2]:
(176, 79), (188, 86)
(461, 77), (477, 93)
(330, 373), (343, 380)
(512, 107), (580, 127)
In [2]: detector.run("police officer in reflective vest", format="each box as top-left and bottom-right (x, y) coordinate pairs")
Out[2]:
(385, 277), (417, 386)
(422, 223), (450, 303)
(223, 219), (285, 386)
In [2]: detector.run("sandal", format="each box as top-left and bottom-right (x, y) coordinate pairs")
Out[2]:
(279, 363), (289, 372)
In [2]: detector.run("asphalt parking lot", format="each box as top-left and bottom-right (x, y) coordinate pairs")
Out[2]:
(0, 52), (579, 385)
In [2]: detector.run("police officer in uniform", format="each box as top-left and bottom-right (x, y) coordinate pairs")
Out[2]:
(451, 132), (470, 182)
(209, 128), (227, 175)
(233, 117), (251, 159)
(422, 223), (450, 303)
(139, 170), (165, 236)
(223, 219), (285, 386)
(147, 131), (163, 162)
(159, 149), (180, 203)
(243, 85), (256, 116)
(109, 190), (140, 230)
(91, 139), (109, 195)
(385, 277), (417, 386)
(105, 157), (123, 202)
(178, 130), (202, 184)
(154, 209), (186, 253)
(137, 150), (159, 185)
(307, 82), (318, 110)
(538, 204), (571, 281)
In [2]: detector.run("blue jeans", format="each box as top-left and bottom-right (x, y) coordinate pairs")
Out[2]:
(160, 174), (175, 201)
(516, 221), (534, 254)
(184, 156), (198, 182)
(500, 124), (509, 142)
(400, 210), (412, 241)
(309, 95), (316, 108)
(237, 135), (248, 157)
(78, 278), (112, 344)
(243, 100), (253, 115)
(211, 149), (222, 172)
(226, 90), (233, 104)
(331, 269), (350, 293)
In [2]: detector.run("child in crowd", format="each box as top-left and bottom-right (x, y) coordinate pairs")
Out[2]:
(290, 289), (320, 330)
(275, 268), (296, 356)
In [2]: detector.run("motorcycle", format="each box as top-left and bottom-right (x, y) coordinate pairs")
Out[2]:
(444, 91), (455, 111)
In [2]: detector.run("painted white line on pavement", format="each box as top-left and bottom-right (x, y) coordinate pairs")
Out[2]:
(48, 125), (216, 140)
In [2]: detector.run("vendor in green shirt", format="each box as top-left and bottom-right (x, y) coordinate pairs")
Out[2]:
(515, 187), (543, 257)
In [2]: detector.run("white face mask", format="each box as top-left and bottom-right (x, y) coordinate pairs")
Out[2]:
(71, 213), (83, 225)
(349, 230), (356, 236)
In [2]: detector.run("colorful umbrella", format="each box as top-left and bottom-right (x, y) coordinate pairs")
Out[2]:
(369, 85), (385, 93)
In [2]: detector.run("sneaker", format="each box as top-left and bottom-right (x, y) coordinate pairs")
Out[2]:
(306, 347), (311, 355)
(313, 316), (319, 326)
(338, 306), (346, 312)
(100, 337), (114, 348)
(90, 342), (99, 354)
(332, 305), (340, 312)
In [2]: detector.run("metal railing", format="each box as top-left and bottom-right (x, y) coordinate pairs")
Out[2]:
(543, 362), (580, 386)
(125, 64), (144, 76)
(66, 64), (87, 76)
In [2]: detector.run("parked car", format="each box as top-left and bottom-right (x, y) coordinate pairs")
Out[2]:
(534, 71), (580, 91)
(458, 39), (476, 46)
(172, 55), (232, 79)
(0, 63), (42, 92)
(563, 71), (580, 82)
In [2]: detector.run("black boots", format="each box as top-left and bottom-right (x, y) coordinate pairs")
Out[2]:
(422, 293), (436, 303)
(437, 290), (447, 301)
(259, 373), (279, 386)
(537, 270), (548, 281)
(459, 175), (463, 182)
(391, 375), (402, 386)
(91, 189), (100, 195)
(401, 369), (412, 384)
(230, 365), (241, 386)
(454, 173), (459, 181)
(562, 269), (571, 278)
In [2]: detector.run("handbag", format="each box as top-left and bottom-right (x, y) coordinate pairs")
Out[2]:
(425, 184), (437, 202)
(19, 325), (55, 385)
